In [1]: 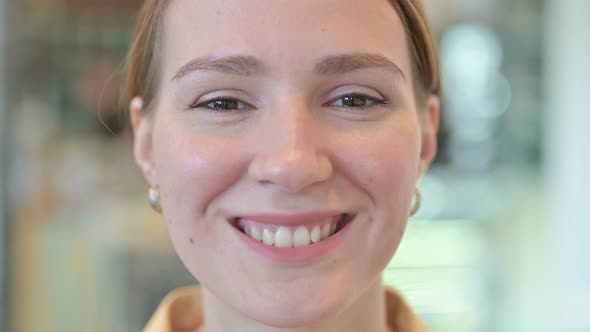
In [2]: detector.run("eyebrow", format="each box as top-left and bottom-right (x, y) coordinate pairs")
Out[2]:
(172, 53), (406, 81)
(314, 53), (406, 80)
(172, 55), (267, 80)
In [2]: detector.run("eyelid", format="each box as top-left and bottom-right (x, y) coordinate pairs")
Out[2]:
(328, 83), (386, 98)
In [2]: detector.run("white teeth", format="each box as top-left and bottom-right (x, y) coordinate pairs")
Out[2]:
(293, 226), (311, 247)
(274, 226), (293, 248)
(262, 228), (274, 245)
(250, 226), (262, 242)
(321, 223), (331, 239)
(310, 225), (321, 243)
(240, 215), (350, 247)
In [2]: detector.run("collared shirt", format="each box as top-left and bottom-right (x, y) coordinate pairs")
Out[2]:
(143, 286), (429, 332)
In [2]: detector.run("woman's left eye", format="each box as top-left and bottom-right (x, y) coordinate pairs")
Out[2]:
(326, 94), (388, 109)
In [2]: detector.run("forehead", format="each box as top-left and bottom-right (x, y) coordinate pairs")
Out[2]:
(162, 0), (410, 78)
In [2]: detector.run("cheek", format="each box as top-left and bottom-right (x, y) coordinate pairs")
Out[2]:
(151, 121), (246, 230)
(335, 121), (420, 269)
(336, 122), (420, 209)
(150, 122), (254, 284)
(372, 136), (419, 202)
(367, 128), (420, 227)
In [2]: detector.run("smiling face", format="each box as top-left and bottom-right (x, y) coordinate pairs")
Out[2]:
(131, 0), (439, 328)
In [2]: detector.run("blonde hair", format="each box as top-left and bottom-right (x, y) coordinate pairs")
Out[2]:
(123, 0), (440, 112)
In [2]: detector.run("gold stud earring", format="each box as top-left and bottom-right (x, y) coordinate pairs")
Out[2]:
(148, 186), (162, 214)
(410, 188), (422, 217)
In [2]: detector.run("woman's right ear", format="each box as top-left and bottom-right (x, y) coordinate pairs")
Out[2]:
(130, 96), (157, 184)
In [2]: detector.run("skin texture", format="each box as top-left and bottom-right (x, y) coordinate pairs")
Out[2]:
(131, 0), (439, 331)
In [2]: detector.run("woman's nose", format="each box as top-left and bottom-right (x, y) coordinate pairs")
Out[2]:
(247, 105), (333, 193)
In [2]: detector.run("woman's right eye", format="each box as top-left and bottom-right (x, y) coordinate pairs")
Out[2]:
(189, 97), (252, 112)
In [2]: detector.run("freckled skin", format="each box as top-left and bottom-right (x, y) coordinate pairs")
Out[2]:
(132, 0), (438, 331)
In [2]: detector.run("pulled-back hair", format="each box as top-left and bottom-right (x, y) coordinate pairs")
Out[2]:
(123, 0), (440, 112)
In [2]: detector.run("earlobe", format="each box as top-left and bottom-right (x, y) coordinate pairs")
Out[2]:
(417, 94), (440, 177)
(130, 96), (156, 184)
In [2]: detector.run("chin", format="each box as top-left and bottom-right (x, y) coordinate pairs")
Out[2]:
(242, 295), (343, 329)
(236, 287), (347, 328)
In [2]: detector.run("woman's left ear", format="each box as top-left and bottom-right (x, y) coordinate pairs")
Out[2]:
(417, 94), (440, 177)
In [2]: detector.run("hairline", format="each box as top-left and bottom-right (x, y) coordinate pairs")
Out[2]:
(142, 0), (431, 112)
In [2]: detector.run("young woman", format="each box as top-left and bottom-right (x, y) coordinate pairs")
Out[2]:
(124, 0), (440, 331)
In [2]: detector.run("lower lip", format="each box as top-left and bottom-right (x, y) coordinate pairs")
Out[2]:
(231, 217), (353, 265)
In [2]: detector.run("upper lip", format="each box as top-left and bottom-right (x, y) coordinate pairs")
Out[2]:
(231, 211), (347, 226)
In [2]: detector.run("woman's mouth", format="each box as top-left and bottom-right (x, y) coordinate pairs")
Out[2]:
(231, 213), (354, 248)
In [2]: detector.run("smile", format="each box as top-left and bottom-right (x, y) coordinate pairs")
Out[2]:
(232, 213), (354, 248)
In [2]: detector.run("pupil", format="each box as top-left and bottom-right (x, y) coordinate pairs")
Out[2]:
(344, 96), (366, 107)
(215, 99), (237, 110)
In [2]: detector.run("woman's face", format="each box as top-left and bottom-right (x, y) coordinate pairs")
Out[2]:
(132, 0), (438, 327)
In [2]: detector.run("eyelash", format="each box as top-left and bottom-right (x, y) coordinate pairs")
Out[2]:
(323, 94), (389, 110)
(188, 98), (253, 112)
(188, 94), (389, 112)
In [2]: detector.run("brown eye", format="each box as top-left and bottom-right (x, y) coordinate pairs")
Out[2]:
(210, 99), (238, 111)
(329, 94), (387, 109)
(343, 95), (368, 107)
(190, 97), (252, 112)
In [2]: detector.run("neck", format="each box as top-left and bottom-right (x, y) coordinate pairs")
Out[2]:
(197, 277), (391, 332)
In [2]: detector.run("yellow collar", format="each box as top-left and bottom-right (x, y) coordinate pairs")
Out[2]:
(143, 286), (429, 332)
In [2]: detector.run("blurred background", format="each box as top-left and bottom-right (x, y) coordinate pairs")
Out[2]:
(0, 0), (588, 331)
